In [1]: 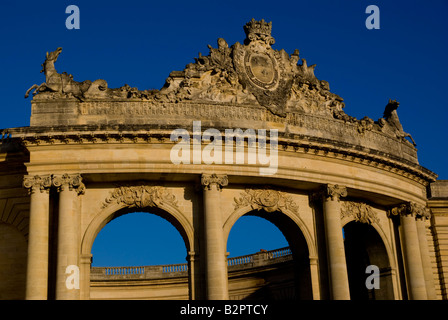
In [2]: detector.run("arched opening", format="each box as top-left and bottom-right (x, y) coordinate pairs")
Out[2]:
(89, 207), (191, 300)
(0, 223), (27, 300)
(91, 212), (187, 266)
(226, 210), (312, 300)
(343, 221), (394, 300)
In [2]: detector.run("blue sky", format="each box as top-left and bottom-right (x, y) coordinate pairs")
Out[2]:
(1, 1), (446, 266)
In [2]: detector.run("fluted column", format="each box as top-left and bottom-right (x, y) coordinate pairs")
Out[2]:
(389, 202), (427, 300)
(53, 174), (85, 300)
(23, 175), (52, 300)
(415, 205), (437, 299)
(201, 173), (229, 300)
(320, 184), (350, 300)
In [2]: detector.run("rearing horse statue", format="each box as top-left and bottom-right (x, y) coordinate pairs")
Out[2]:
(25, 47), (107, 100)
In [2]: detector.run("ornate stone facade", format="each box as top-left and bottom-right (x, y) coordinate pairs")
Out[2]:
(0, 19), (446, 301)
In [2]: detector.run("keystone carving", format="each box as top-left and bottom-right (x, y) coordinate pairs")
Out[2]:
(341, 201), (379, 225)
(201, 174), (228, 191)
(23, 175), (53, 193)
(102, 185), (178, 209)
(234, 188), (299, 214)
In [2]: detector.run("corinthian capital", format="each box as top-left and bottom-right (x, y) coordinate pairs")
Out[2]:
(388, 201), (429, 219)
(201, 173), (228, 191)
(23, 175), (52, 194)
(322, 184), (347, 201)
(52, 173), (85, 194)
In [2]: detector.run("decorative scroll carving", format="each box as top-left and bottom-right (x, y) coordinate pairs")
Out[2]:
(201, 174), (228, 191)
(52, 173), (85, 194)
(234, 188), (299, 214)
(387, 201), (429, 219)
(23, 175), (53, 193)
(102, 185), (178, 209)
(341, 201), (379, 224)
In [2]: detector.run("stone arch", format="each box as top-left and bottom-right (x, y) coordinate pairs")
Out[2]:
(224, 189), (316, 258)
(340, 201), (396, 271)
(0, 222), (28, 299)
(223, 189), (317, 300)
(79, 185), (194, 299)
(342, 218), (396, 300)
(81, 185), (194, 256)
(0, 197), (29, 299)
(0, 197), (30, 240)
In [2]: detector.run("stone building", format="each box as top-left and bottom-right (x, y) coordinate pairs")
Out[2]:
(0, 19), (447, 300)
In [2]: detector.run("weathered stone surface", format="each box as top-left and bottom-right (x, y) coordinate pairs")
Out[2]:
(0, 19), (445, 301)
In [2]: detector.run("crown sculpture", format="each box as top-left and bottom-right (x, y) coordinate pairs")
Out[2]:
(24, 19), (415, 146)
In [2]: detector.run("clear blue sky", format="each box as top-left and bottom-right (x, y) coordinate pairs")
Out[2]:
(0, 1), (446, 266)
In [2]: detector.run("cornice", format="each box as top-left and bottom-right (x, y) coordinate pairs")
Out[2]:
(1, 126), (437, 185)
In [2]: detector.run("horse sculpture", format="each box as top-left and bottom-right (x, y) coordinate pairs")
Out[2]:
(381, 99), (416, 146)
(25, 47), (107, 100)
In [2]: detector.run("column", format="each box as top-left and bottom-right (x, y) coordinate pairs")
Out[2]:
(201, 173), (229, 300)
(53, 174), (85, 300)
(415, 205), (437, 299)
(321, 184), (350, 300)
(23, 175), (52, 300)
(390, 202), (427, 300)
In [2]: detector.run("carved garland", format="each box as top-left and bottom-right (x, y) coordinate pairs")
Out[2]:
(102, 185), (178, 209)
(234, 188), (299, 214)
(341, 201), (379, 225)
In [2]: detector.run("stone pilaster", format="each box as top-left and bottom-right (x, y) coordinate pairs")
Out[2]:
(23, 175), (52, 300)
(319, 184), (350, 300)
(201, 173), (229, 300)
(389, 202), (428, 300)
(53, 174), (85, 300)
(414, 204), (437, 299)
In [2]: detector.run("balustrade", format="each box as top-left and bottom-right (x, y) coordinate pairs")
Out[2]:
(91, 247), (292, 281)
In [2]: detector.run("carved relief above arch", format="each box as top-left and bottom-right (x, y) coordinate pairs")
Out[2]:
(101, 185), (178, 209)
(233, 187), (299, 214)
(340, 201), (379, 225)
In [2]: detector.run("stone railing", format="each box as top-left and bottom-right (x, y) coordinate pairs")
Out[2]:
(90, 247), (293, 281)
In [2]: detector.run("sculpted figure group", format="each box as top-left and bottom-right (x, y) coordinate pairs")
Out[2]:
(24, 19), (416, 146)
